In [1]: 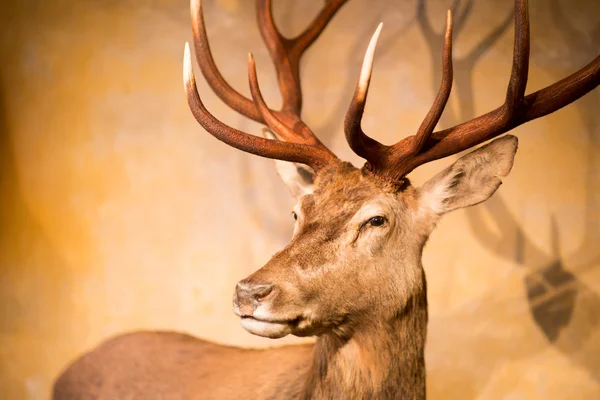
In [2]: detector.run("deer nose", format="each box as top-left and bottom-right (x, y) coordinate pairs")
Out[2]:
(235, 282), (274, 302)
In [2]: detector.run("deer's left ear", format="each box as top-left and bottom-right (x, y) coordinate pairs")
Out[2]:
(262, 128), (315, 200)
(419, 135), (518, 215)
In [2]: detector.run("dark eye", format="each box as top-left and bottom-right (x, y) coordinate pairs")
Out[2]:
(292, 211), (298, 221)
(368, 216), (386, 227)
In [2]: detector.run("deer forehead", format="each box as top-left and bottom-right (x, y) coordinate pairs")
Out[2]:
(295, 171), (417, 231)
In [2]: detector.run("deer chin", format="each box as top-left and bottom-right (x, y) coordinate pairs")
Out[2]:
(240, 317), (292, 339)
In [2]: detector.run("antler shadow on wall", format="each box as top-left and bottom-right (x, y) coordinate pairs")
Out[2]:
(418, 0), (600, 393)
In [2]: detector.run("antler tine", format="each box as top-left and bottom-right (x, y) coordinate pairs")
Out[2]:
(344, 24), (387, 170)
(256, 0), (299, 115)
(256, 0), (348, 116)
(247, 53), (299, 143)
(183, 43), (337, 171)
(412, 11), (453, 154)
(292, 0), (349, 56)
(190, 0), (262, 122)
(247, 53), (334, 150)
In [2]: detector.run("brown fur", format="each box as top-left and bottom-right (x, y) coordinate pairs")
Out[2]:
(53, 137), (518, 400)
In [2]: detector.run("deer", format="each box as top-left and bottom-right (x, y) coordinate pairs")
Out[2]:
(53, 0), (600, 399)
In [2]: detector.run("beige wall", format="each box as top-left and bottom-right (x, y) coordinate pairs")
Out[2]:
(1, 0), (599, 398)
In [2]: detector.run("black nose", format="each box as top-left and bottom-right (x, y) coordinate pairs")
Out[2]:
(235, 282), (274, 302)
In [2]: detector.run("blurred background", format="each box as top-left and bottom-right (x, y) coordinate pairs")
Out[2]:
(1, 0), (599, 398)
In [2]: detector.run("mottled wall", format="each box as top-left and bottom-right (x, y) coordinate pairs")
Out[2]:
(1, 0), (599, 398)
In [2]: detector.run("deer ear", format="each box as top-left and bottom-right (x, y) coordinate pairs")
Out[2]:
(261, 128), (315, 200)
(419, 135), (518, 215)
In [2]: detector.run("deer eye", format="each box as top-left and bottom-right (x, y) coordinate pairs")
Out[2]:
(361, 215), (386, 229)
(368, 216), (386, 227)
(292, 211), (298, 221)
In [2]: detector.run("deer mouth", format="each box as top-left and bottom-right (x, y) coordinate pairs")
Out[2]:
(233, 300), (303, 338)
(240, 316), (295, 339)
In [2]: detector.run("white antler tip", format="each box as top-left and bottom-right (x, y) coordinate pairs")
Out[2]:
(183, 42), (194, 87)
(357, 23), (383, 97)
(191, 0), (201, 14)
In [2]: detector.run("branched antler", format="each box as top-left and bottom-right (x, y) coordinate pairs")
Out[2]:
(185, 0), (347, 171)
(346, 0), (600, 181)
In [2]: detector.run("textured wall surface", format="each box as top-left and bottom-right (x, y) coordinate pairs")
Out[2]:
(1, 0), (599, 398)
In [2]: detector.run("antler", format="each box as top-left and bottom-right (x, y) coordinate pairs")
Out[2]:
(346, 0), (600, 181)
(185, 0), (347, 170)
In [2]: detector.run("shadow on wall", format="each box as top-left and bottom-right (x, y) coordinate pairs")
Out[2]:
(417, 0), (600, 395)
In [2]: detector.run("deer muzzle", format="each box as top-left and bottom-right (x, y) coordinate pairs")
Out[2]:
(232, 281), (293, 339)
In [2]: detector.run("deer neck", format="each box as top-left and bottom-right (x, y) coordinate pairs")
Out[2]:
(302, 280), (428, 400)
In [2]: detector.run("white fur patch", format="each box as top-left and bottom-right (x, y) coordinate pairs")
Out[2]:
(240, 318), (291, 339)
(261, 128), (315, 200)
(251, 304), (274, 321)
(421, 174), (454, 215)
